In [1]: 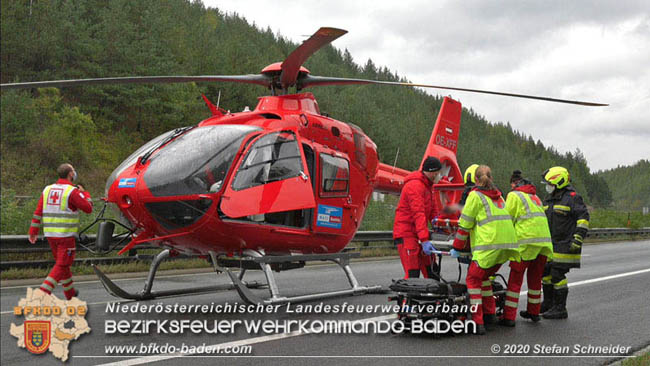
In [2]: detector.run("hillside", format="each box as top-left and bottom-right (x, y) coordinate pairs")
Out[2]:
(597, 160), (650, 211)
(1, 0), (612, 207)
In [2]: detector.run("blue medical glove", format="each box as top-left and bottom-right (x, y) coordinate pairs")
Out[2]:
(421, 241), (437, 255)
(450, 248), (460, 258)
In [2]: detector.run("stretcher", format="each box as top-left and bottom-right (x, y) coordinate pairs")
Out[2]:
(388, 242), (508, 334)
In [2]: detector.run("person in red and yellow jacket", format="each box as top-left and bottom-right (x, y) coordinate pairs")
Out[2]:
(451, 165), (520, 334)
(499, 170), (553, 326)
(29, 164), (93, 300)
(393, 156), (442, 279)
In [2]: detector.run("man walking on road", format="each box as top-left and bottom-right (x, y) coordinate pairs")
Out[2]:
(29, 163), (93, 300)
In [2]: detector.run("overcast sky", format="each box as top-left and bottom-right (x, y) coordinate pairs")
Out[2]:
(206, 0), (649, 172)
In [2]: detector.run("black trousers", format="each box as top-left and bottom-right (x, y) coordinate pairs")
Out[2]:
(543, 263), (570, 290)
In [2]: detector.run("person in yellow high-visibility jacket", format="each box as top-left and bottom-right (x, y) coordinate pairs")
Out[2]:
(499, 170), (554, 326)
(451, 165), (520, 335)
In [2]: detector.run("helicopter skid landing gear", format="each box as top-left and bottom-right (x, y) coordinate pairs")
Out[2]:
(92, 249), (264, 301)
(224, 252), (384, 305)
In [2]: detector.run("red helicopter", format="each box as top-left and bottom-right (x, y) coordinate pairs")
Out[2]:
(1, 28), (606, 304)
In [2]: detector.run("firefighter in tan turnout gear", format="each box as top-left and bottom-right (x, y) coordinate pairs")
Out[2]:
(540, 166), (589, 319)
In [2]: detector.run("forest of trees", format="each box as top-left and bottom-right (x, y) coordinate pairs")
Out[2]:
(0, 0), (637, 210)
(597, 160), (650, 211)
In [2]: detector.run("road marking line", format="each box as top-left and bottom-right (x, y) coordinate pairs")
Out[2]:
(0, 257), (400, 290)
(89, 268), (650, 366)
(0, 271), (218, 289)
(568, 268), (650, 287)
(516, 267), (650, 297)
(3, 266), (649, 316)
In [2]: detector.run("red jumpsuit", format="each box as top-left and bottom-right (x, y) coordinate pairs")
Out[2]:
(29, 179), (92, 299)
(393, 171), (438, 278)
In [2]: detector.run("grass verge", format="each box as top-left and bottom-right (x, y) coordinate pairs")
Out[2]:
(621, 351), (649, 366)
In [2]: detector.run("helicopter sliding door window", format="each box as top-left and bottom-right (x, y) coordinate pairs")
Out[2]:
(220, 130), (315, 219)
(320, 154), (349, 198)
(232, 132), (303, 190)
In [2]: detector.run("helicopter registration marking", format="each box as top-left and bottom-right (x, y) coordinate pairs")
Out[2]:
(118, 178), (137, 188)
(316, 205), (343, 229)
(435, 135), (457, 150)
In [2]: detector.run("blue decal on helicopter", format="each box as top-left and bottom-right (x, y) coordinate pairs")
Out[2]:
(316, 204), (343, 229)
(118, 178), (137, 188)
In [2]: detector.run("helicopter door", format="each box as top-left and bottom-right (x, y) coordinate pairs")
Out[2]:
(314, 152), (351, 233)
(220, 130), (315, 218)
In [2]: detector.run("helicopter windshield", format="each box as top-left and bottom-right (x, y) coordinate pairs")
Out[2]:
(143, 125), (261, 197)
(105, 130), (172, 196)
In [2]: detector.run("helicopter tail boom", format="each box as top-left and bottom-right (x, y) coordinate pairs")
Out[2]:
(373, 96), (465, 195)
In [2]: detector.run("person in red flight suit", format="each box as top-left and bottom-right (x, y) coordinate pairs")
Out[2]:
(29, 163), (93, 300)
(393, 156), (442, 279)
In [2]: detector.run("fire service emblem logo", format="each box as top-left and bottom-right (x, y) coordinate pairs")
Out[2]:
(25, 320), (51, 354)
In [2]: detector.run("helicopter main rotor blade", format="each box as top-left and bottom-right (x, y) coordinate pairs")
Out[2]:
(0, 75), (272, 90)
(280, 27), (347, 90)
(299, 75), (608, 106)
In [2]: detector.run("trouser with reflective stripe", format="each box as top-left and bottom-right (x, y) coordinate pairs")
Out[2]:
(503, 255), (548, 320)
(466, 261), (501, 325)
(396, 237), (436, 279)
(543, 263), (570, 290)
(39, 236), (77, 300)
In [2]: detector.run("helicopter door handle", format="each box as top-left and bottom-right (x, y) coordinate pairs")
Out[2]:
(299, 171), (309, 182)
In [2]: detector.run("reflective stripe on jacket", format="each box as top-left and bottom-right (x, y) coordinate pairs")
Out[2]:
(42, 184), (80, 238)
(506, 190), (553, 261)
(543, 186), (589, 269)
(458, 190), (520, 269)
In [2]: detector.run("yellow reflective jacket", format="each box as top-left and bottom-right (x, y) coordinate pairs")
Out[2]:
(506, 189), (553, 261)
(458, 189), (520, 269)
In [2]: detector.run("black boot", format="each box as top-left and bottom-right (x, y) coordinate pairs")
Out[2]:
(543, 288), (568, 319)
(498, 317), (516, 327)
(540, 284), (554, 314)
(519, 310), (540, 322)
(483, 314), (497, 330)
(474, 324), (486, 335)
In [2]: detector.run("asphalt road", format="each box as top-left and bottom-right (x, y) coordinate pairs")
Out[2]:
(1, 240), (649, 366)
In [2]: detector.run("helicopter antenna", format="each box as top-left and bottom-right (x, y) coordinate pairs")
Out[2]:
(392, 147), (400, 173)
(216, 90), (221, 109)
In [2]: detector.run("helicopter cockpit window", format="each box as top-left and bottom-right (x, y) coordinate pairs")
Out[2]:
(143, 125), (262, 197)
(320, 154), (349, 197)
(232, 132), (303, 191)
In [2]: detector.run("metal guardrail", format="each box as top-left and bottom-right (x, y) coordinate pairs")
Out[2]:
(1, 228), (648, 270)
